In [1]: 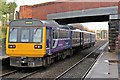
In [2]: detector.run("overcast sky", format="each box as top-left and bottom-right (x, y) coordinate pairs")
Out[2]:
(6, 0), (56, 5)
(6, 0), (56, 11)
(81, 22), (108, 30)
(6, 0), (108, 31)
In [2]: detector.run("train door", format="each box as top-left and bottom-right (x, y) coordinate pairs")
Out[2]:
(46, 27), (52, 55)
(90, 33), (92, 46)
(70, 31), (72, 49)
(80, 32), (82, 48)
(82, 32), (84, 48)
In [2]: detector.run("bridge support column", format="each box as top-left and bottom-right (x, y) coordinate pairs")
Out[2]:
(109, 15), (120, 52)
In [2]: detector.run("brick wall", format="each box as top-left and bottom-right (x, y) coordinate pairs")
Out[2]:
(20, 2), (118, 20)
(20, 5), (33, 19)
(118, 1), (120, 14)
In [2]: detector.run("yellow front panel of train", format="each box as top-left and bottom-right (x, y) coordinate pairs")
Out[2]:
(6, 43), (45, 57)
(6, 27), (46, 57)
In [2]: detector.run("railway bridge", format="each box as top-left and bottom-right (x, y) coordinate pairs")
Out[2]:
(19, 2), (120, 51)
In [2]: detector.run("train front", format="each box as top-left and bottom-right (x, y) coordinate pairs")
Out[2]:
(6, 19), (46, 67)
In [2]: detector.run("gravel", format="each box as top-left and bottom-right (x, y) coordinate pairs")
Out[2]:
(1, 40), (107, 79)
(61, 58), (95, 78)
(1, 58), (18, 75)
(26, 40), (107, 79)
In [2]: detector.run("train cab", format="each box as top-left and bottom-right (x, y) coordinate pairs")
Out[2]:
(6, 19), (47, 67)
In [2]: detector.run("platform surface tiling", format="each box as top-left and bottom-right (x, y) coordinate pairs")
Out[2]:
(86, 51), (119, 79)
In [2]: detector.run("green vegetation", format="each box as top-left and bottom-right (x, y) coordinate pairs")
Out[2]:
(0, 0), (17, 50)
(0, 0), (17, 37)
(7, 2), (17, 21)
(0, 0), (17, 21)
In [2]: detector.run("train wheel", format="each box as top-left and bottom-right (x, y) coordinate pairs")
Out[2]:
(43, 58), (49, 67)
(57, 55), (61, 60)
(70, 49), (73, 56)
(61, 52), (66, 60)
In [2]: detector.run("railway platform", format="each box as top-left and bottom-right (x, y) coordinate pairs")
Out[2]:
(0, 56), (9, 60)
(0, 50), (8, 60)
(86, 50), (120, 79)
(0, 47), (9, 60)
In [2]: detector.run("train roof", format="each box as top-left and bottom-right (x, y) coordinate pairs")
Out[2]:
(9, 19), (44, 27)
(71, 29), (95, 34)
(42, 20), (74, 30)
(59, 25), (72, 29)
(90, 32), (96, 34)
(71, 29), (82, 32)
(42, 20), (60, 28)
(82, 31), (95, 34)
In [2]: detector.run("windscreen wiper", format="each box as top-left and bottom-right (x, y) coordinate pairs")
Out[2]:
(10, 28), (15, 33)
(34, 28), (39, 34)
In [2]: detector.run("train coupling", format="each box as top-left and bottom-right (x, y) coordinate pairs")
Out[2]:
(21, 57), (28, 64)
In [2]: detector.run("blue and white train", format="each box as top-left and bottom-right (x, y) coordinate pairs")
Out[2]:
(6, 19), (96, 67)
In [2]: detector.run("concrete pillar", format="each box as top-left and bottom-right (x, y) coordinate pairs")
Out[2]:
(109, 14), (120, 52)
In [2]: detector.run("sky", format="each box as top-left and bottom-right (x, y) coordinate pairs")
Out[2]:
(81, 22), (108, 30)
(6, 0), (108, 31)
(6, 0), (56, 11)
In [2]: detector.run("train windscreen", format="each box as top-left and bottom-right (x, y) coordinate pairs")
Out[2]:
(9, 28), (18, 42)
(9, 27), (43, 43)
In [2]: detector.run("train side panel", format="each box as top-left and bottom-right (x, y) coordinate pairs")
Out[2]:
(52, 29), (70, 52)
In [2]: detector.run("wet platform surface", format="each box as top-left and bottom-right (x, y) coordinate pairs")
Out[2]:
(0, 50), (1, 56)
(0, 51), (8, 60)
(86, 51), (119, 79)
(0, 48), (8, 60)
(0, 56), (8, 60)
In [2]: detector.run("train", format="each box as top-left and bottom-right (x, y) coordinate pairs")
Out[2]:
(6, 19), (96, 67)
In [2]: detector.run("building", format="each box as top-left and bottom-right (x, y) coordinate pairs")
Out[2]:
(96, 30), (108, 40)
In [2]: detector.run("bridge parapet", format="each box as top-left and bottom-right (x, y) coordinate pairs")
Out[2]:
(20, 2), (118, 20)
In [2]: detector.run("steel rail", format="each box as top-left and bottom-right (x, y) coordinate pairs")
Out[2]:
(19, 70), (40, 80)
(81, 52), (104, 80)
(55, 46), (100, 80)
(82, 42), (108, 80)
(1, 69), (20, 77)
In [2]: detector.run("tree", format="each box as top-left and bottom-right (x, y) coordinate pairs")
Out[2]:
(0, 1), (8, 22)
(7, 2), (17, 21)
(0, 0), (2, 20)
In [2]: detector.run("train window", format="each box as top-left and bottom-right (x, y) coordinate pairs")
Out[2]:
(47, 29), (50, 40)
(21, 29), (30, 42)
(9, 28), (17, 42)
(73, 32), (78, 38)
(53, 30), (57, 39)
(66, 30), (69, 38)
(58, 30), (61, 38)
(33, 28), (42, 42)
(58, 29), (69, 39)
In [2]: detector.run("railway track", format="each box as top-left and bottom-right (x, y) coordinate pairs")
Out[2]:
(1, 68), (43, 80)
(81, 52), (104, 80)
(1, 40), (107, 79)
(82, 42), (108, 79)
(55, 42), (108, 80)
(1, 69), (19, 78)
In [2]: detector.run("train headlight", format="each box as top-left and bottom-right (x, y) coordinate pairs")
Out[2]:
(8, 45), (16, 48)
(108, 46), (110, 50)
(34, 45), (42, 49)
